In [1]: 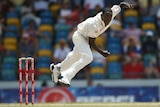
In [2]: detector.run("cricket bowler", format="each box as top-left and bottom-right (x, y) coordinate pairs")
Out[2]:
(50, 2), (134, 86)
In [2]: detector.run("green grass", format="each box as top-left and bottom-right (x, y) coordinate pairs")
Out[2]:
(0, 103), (160, 107)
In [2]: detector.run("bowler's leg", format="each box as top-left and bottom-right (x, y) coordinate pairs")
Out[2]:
(57, 47), (79, 71)
(61, 45), (93, 81)
(59, 31), (93, 86)
(50, 31), (80, 83)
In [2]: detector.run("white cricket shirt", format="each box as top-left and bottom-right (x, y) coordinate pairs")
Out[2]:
(77, 5), (121, 38)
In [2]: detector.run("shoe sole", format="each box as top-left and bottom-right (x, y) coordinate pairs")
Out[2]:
(51, 72), (55, 83)
(58, 81), (70, 87)
(50, 64), (60, 83)
(54, 71), (60, 83)
(50, 63), (54, 72)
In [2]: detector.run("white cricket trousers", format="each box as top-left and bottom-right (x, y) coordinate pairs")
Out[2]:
(57, 31), (93, 81)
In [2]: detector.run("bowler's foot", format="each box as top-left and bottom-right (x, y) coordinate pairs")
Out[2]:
(50, 63), (60, 83)
(58, 76), (71, 87)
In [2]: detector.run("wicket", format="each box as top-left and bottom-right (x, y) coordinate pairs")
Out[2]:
(19, 57), (35, 105)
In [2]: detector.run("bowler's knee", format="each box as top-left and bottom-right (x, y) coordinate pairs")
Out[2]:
(81, 53), (93, 64)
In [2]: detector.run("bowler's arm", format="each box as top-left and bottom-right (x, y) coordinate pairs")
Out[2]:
(89, 37), (110, 57)
(119, 2), (134, 8)
(109, 2), (134, 18)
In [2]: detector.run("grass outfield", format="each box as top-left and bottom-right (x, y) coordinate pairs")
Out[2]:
(0, 103), (160, 107)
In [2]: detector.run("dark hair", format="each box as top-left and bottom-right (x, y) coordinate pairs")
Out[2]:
(102, 8), (112, 15)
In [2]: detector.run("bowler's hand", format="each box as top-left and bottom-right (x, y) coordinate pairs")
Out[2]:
(101, 50), (110, 57)
(119, 2), (134, 9)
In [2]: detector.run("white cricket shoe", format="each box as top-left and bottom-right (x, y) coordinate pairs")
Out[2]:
(50, 63), (60, 83)
(58, 75), (71, 87)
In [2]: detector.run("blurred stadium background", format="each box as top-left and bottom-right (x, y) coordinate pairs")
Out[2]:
(0, 0), (160, 104)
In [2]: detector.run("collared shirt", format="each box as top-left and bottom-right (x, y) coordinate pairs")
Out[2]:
(77, 5), (121, 38)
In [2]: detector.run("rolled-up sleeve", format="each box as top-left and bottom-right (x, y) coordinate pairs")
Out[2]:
(111, 5), (121, 17)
